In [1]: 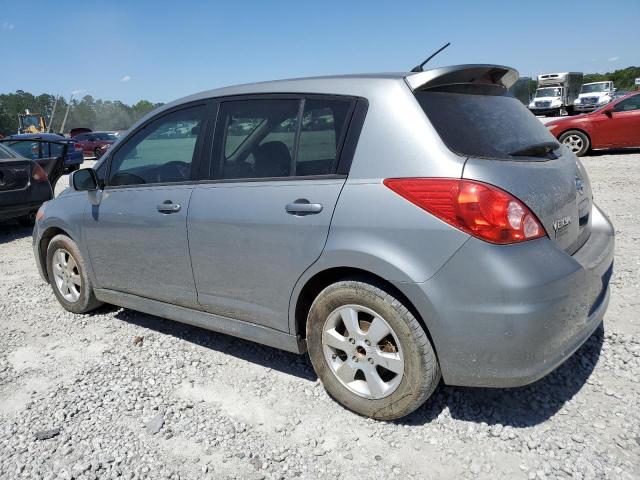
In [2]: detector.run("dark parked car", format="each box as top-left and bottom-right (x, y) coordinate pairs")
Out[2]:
(0, 134), (84, 185)
(72, 131), (118, 158)
(0, 143), (53, 225)
(547, 91), (640, 156)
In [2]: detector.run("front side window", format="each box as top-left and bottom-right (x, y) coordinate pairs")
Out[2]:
(108, 105), (205, 186)
(613, 95), (640, 112)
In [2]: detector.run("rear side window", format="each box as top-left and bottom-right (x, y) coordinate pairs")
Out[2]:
(297, 99), (352, 176)
(6, 141), (40, 160)
(416, 84), (560, 160)
(0, 145), (13, 159)
(49, 142), (65, 157)
(213, 97), (353, 180)
(217, 99), (299, 179)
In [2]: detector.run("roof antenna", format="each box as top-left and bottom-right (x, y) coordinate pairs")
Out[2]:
(411, 42), (451, 72)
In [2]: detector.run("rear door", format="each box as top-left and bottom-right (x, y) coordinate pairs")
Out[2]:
(415, 84), (591, 254)
(83, 103), (208, 307)
(188, 95), (356, 331)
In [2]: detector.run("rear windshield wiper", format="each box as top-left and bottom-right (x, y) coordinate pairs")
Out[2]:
(509, 141), (559, 157)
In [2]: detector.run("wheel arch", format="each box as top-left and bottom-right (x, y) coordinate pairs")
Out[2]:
(292, 266), (440, 362)
(38, 226), (73, 282)
(558, 127), (592, 145)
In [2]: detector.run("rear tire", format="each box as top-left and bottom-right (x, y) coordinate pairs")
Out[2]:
(46, 234), (103, 314)
(559, 130), (590, 157)
(306, 280), (440, 420)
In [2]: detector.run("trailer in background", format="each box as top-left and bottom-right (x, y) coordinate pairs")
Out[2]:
(528, 72), (583, 117)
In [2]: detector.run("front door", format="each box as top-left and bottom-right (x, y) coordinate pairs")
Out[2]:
(608, 95), (640, 147)
(83, 103), (207, 308)
(188, 96), (355, 331)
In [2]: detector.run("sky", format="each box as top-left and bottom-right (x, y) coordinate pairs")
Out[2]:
(1, 0), (639, 104)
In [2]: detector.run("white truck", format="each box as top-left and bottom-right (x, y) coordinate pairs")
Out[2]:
(528, 72), (583, 117)
(573, 81), (615, 113)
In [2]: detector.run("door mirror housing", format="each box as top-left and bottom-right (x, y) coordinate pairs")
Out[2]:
(602, 105), (614, 116)
(71, 168), (99, 191)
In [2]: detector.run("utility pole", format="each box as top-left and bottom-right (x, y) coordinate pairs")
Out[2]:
(59, 94), (74, 135)
(48, 95), (59, 133)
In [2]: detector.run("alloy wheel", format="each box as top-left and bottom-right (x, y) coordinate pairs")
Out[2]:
(322, 304), (404, 399)
(52, 248), (81, 302)
(562, 134), (584, 153)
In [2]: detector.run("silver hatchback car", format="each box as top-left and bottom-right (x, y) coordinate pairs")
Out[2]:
(33, 65), (614, 420)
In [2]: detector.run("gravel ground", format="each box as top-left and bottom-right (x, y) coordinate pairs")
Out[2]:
(1, 152), (639, 480)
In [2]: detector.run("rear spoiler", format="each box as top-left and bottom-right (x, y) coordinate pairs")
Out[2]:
(405, 64), (519, 91)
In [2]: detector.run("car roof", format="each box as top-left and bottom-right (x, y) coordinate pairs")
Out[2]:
(5, 133), (66, 141)
(130, 64), (517, 128)
(170, 66), (517, 103)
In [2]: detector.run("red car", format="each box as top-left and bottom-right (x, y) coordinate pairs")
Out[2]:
(546, 91), (640, 156)
(71, 131), (118, 158)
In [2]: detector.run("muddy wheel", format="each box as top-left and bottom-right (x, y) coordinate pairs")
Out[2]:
(46, 234), (102, 314)
(306, 280), (440, 420)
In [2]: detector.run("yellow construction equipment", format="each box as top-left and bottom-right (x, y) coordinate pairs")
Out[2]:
(18, 109), (47, 134)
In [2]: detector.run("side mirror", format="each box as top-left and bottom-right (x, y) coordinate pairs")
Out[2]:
(602, 106), (614, 117)
(71, 168), (99, 191)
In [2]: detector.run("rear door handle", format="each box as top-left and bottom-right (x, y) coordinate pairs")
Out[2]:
(157, 201), (181, 213)
(285, 199), (323, 216)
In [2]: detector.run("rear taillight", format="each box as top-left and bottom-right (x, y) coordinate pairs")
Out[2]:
(74, 142), (83, 151)
(383, 178), (546, 244)
(31, 163), (48, 182)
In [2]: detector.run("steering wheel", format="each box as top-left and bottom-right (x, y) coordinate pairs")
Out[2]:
(159, 161), (191, 182)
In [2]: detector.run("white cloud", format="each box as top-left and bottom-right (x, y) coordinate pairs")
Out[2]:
(608, 56), (620, 62)
(2, 21), (15, 30)
(71, 90), (84, 96)
(121, 75), (131, 82)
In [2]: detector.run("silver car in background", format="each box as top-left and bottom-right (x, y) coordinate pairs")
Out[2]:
(33, 65), (614, 420)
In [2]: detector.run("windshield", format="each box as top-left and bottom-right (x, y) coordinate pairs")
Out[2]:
(416, 84), (560, 160)
(20, 115), (41, 128)
(535, 87), (562, 98)
(581, 83), (608, 94)
(94, 133), (118, 141)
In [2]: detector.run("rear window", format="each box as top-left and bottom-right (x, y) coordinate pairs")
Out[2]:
(415, 84), (560, 160)
(0, 144), (14, 159)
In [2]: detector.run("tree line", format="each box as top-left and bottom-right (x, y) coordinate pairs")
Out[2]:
(0, 91), (163, 136)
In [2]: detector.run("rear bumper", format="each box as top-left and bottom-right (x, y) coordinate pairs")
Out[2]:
(0, 183), (52, 221)
(396, 204), (614, 387)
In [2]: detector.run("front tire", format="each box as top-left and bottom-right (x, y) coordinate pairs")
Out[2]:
(306, 280), (440, 420)
(559, 130), (590, 156)
(46, 234), (103, 314)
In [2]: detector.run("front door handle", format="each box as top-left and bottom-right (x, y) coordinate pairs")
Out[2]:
(157, 201), (181, 213)
(285, 199), (323, 216)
